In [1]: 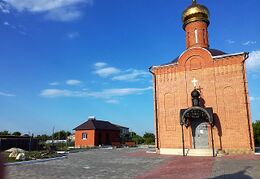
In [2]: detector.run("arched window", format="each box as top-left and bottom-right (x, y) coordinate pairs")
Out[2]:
(195, 29), (198, 44)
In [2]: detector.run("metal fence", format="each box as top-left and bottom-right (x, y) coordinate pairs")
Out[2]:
(0, 136), (41, 151)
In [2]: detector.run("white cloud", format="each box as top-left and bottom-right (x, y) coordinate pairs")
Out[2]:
(246, 51), (260, 71)
(18, 30), (27, 36)
(227, 39), (235, 44)
(67, 31), (79, 39)
(94, 62), (107, 68)
(93, 62), (150, 81)
(0, 2), (10, 13)
(44, 7), (82, 22)
(3, 0), (93, 22)
(90, 86), (152, 98)
(0, 91), (15, 97)
(3, 21), (9, 26)
(105, 99), (119, 104)
(94, 67), (120, 77)
(93, 62), (120, 77)
(112, 69), (150, 81)
(2, 21), (28, 35)
(40, 86), (152, 98)
(250, 96), (260, 101)
(4, 0), (87, 12)
(49, 82), (60, 86)
(243, 41), (257, 46)
(66, 79), (81, 85)
(40, 89), (72, 97)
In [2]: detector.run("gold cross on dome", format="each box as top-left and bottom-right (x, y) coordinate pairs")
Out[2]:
(192, 78), (198, 88)
(192, 0), (197, 4)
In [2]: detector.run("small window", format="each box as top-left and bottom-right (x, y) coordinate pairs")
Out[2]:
(194, 29), (198, 44)
(82, 133), (87, 140)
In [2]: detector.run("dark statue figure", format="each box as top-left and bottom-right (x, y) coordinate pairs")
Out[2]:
(191, 89), (200, 106)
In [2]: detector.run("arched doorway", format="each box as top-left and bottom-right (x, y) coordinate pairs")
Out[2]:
(180, 89), (215, 156)
(191, 119), (209, 149)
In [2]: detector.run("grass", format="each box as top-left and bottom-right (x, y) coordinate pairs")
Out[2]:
(25, 151), (63, 160)
(1, 151), (65, 163)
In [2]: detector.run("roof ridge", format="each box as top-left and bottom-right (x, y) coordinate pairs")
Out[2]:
(90, 119), (96, 130)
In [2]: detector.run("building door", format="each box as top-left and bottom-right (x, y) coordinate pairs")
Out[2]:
(106, 133), (110, 145)
(98, 132), (102, 146)
(191, 120), (209, 149)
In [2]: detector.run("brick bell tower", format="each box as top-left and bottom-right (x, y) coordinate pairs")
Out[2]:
(183, 0), (210, 49)
(150, 0), (255, 156)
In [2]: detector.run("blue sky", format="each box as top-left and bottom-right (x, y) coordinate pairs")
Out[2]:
(0, 0), (259, 135)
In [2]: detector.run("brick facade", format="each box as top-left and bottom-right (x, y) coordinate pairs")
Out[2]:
(74, 118), (121, 148)
(75, 129), (120, 148)
(75, 130), (95, 147)
(151, 2), (254, 155)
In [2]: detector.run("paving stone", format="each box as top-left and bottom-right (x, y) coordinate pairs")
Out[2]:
(5, 149), (260, 179)
(6, 148), (167, 179)
(210, 155), (260, 179)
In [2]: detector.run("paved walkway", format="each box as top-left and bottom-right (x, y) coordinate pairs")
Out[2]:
(4, 148), (260, 179)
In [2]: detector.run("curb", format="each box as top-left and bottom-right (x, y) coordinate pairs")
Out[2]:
(4, 155), (68, 166)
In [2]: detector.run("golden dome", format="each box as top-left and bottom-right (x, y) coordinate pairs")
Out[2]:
(182, 1), (210, 29)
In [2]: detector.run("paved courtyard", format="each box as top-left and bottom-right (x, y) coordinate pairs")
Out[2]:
(5, 148), (260, 179)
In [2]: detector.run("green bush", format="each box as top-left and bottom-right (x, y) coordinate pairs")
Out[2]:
(132, 135), (144, 144)
(143, 133), (155, 145)
(129, 132), (144, 144)
(253, 120), (260, 146)
(0, 131), (10, 136)
(45, 143), (68, 151)
(129, 132), (155, 145)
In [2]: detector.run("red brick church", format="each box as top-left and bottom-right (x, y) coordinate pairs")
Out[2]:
(150, 0), (255, 156)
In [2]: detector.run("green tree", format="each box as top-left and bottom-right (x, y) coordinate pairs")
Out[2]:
(53, 130), (71, 140)
(0, 130), (10, 135)
(130, 132), (144, 144)
(36, 134), (50, 141)
(12, 131), (21, 136)
(253, 120), (260, 146)
(143, 132), (155, 145)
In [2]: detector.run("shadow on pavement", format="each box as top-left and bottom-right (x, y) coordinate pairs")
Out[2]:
(211, 167), (252, 179)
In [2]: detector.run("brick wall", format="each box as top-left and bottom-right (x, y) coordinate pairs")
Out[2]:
(75, 130), (95, 148)
(153, 47), (254, 152)
(75, 129), (120, 148)
(185, 21), (209, 48)
(94, 130), (120, 146)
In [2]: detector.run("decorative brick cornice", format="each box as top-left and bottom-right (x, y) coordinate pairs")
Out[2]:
(152, 49), (246, 76)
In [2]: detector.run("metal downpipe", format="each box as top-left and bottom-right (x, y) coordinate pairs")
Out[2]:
(149, 66), (159, 150)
